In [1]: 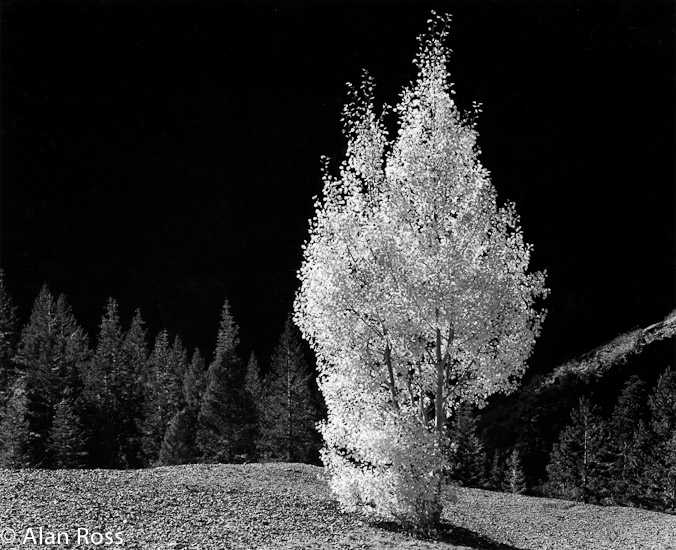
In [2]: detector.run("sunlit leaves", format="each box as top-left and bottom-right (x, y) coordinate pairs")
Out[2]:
(295, 12), (547, 527)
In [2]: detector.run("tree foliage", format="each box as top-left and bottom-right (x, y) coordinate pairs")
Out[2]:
(644, 368), (676, 510)
(259, 315), (318, 463)
(0, 270), (19, 408)
(119, 310), (149, 467)
(159, 348), (206, 465)
(503, 448), (527, 494)
(197, 300), (255, 463)
(245, 352), (262, 403)
(14, 286), (90, 464)
(294, 13), (547, 526)
(83, 298), (128, 467)
(545, 398), (609, 503)
(0, 378), (32, 468)
(48, 392), (87, 468)
(607, 375), (647, 504)
(159, 409), (199, 465)
(446, 404), (486, 488)
(142, 330), (187, 464)
(489, 451), (504, 491)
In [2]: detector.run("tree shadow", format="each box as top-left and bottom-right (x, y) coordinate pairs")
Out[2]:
(374, 519), (528, 550)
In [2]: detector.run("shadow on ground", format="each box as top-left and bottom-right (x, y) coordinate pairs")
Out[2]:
(375, 520), (527, 550)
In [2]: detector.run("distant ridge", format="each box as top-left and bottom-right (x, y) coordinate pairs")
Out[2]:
(537, 309), (676, 390)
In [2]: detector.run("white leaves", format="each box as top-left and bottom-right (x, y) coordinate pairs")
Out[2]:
(294, 10), (547, 528)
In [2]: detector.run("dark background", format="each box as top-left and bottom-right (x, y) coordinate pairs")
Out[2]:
(1, 0), (674, 375)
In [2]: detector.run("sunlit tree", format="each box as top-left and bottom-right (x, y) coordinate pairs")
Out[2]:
(294, 13), (547, 526)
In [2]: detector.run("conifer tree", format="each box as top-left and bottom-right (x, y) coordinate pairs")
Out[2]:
(197, 301), (255, 462)
(14, 286), (90, 464)
(245, 352), (263, 458)
(142, 330), (186, 464)
(608, 375), (647, 504)
(159, 409), (198, 465)
(663, 432), (676, 511)
(545, 398), (609, 503)
(623, 419), (657, 508)
(159, 348), (206, 465)
(245, 352), (263, 403)
(83, 298), (127, 467)
(48, 392), (87, 468)
(119, 309), (149, 467)
(0, 270), (19, 408)
(502, 448), (527, 494)
(489, 451), (504, 491)
(644, 367), (676, 510)
(446, 404), (487, 488)
(649, 367), (676, 443)
(0, 378), (31, 468)
(259, 315), (318, 462)
(183, 348), (207, 412)
(83, 299), (149, 467)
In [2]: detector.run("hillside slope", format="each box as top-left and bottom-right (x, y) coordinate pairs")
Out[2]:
(536, 309), (676, 390)
(0, 463), (674, 549)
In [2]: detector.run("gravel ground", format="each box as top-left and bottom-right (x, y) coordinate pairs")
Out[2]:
(0, 463), (674, 549)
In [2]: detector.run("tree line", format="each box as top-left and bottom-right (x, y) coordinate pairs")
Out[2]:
(0, 272), (323, 469)
(442, 367), (676, 514)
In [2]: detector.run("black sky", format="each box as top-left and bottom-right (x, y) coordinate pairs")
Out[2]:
(1, 0), (674, 372)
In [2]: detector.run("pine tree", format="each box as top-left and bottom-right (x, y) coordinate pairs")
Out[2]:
(0, 270), (19, 408)
(623, 419), (658, 508)
(0, 378), (31, 468)
(662, 431), (676, 512)
(83, 298), (127, 467)
(82, 299), (150, 467)
(159, 409), (198, 465)
(649, 367), (676, 442)
(48, 393), (87, 468)
(259, 315), (318, 463)
(119, 309), (149, 467)
(141, 330), (186, 464)
(644, 367), (676, 510)
(245, 352), (262, 402)
(502, 448), (527, 494)
(14, 286), (90, 465)
(197, 301), (255, 463)
(545, 398), (609, 503)
(489, 451), (504, 491)
(245, 352), (263, 459)
(608, 375), (647, 504)
(158, 348), (206, 465)
(183, 348), (207, 413)
(446, 404), (487, 488)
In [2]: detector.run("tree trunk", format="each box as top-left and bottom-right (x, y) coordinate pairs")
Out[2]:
(384, 344), (398, 409)
(435, 327), (444, 440)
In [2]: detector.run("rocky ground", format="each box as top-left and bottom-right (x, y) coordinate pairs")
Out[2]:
(0, 463), (674, 549)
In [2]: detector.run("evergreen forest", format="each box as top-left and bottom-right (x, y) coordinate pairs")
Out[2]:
(0, 271), (674, 514)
